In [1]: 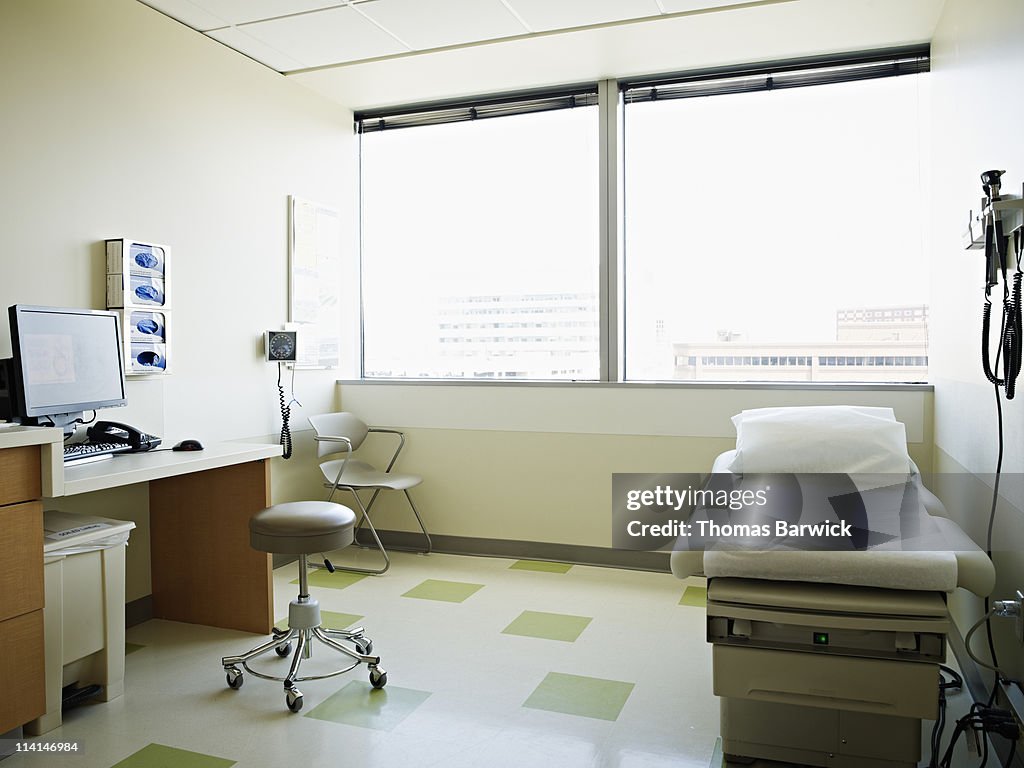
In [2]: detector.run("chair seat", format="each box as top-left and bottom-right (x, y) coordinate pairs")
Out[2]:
(250, 501), (356, 555)
(319, 459), (422, 491)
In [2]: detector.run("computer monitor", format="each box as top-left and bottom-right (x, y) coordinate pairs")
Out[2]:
(0, 305), (127, 435)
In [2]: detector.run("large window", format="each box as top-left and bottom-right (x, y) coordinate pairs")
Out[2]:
(357, 49), (929, 383)
(359, 94), (600, 380)
(622, 60), (929, 382)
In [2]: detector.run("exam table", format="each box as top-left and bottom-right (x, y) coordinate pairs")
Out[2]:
(671, 450), (995, 768)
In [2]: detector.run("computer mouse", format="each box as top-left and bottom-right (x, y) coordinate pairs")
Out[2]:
(172, 439), (204, 452)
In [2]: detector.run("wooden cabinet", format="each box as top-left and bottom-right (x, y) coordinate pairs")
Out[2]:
(0, 445), (45, 733)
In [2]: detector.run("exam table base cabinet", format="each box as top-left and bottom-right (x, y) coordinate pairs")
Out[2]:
(0, 446), (46, 733)
(721, 698), (920, 768)
(708, 578), (949, 768)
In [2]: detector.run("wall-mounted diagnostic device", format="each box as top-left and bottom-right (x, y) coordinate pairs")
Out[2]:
(969, 170), (1023, 399)
(265, 330), (298, 362)
(264, 329), (299, 460)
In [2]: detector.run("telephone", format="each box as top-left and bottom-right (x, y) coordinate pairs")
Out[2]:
(86, 420), (162, 452)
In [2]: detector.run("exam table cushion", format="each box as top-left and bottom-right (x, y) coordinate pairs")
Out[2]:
(727, 405), (911, 475)
(669, 451), (996, 597)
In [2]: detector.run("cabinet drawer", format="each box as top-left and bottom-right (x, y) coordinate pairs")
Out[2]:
(0, 446), (41, 506)
(713, 644), (939, 720)
(0, 501), (43, 622)
(0, 610), (45, 732)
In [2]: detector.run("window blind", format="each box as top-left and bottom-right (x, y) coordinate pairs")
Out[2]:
(621, 46), (929, 104)
(355, 86), (599, 134)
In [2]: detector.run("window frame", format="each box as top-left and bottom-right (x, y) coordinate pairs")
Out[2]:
(354, 45), (930, 385)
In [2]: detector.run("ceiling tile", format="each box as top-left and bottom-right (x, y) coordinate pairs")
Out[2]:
(505, 0), (662, 32)
(238, 6), (408, 68)
(659, 0), (754, 13)
(189, 0), (344, 27)
(138, 0), (233, 32)
(205, 26), (308, 71)
(357, 0), (529, 50)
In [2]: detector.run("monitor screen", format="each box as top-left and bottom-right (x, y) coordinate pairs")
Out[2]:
(9, 305), (127, 418)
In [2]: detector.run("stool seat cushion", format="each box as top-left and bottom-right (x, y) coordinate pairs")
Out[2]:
(250, 502), (356, 554)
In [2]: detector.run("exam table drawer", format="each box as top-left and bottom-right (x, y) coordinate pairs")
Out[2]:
(713, 645), (938, 719)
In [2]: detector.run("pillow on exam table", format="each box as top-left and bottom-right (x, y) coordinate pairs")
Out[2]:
(727, 405), (911, 475)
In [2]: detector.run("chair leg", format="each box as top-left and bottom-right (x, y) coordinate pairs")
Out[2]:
(327, 492), (391, 575)
(222, 630), (295, 667)
(403, 490), (432, 554)
(359, 488), (431, 555)
(311, 627), (378, 664)
(283, 630), (308, 690)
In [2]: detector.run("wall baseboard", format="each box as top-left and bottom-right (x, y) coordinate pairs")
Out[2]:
(125, 595), (153, 628)
(357, 529), (672, 572)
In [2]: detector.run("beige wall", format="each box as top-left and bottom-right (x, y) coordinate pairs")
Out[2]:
(336, 383), (934, 547)
(0, 0), (358, 601)
(0, 1), (954, 621)
(929, 0), (1024, 679)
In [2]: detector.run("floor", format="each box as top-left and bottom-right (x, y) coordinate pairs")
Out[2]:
(5, 550), (984, 768)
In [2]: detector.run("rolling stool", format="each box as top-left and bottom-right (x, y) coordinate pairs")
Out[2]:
(221, 501), (387, 713)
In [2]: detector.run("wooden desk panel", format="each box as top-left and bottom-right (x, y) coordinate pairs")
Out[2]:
(0, 610), (45, 732)
(150, 460), (273, 634)
(0, 441), (47, 734)
(0, 445), (41, 506)
(0, 501), (43, 623)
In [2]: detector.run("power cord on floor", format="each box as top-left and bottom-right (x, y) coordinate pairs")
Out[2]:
(935, 702), (1019, 768)
(930, 665), (964, 767)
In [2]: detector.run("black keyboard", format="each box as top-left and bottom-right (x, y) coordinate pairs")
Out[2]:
(63, 441), (133, 463)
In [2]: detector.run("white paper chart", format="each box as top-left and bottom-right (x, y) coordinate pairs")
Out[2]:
(289, 196), (341, 368)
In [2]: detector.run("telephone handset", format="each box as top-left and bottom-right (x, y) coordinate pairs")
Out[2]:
(86, 420), (162, 452)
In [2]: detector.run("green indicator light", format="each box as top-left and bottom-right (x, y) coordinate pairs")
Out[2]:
(813, 632), (829, 645)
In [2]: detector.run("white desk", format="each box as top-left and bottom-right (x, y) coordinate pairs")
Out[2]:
(52, 441), (282, 497)
(46, 440), (283, 634)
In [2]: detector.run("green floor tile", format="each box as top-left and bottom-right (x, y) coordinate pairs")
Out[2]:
(401, 578), (484, 603)
(679, 586), (707, 607)
(291, 569), (368, 591)
(275, 611), (363, 632)
(125, 642), (145, 655)
(509, 559), (573, 573)
(523, 672), (634, 721)
(305, 680), (431, 731)
(502, 610), (592, 642)
(111, 743), (235, 768)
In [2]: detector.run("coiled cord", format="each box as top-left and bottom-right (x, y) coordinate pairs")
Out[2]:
(981, 231), (1023, 398)
(277, 363), (293, 459)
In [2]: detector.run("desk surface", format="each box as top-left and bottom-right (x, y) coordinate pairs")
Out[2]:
(52, 441), (283, 497)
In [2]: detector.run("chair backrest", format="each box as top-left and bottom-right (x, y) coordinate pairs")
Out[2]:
(308, 412), (370, 458)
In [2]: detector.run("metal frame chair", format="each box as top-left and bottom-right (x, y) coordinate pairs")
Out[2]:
(308, 412), (431, 574)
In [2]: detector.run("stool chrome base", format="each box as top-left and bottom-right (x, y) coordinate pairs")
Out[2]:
(221, 556), (386, 712)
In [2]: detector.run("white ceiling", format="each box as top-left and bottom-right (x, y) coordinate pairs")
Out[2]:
(138, 0), (947, 110)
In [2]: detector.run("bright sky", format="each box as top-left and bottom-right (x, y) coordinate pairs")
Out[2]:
(625, 73), (929, 350)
